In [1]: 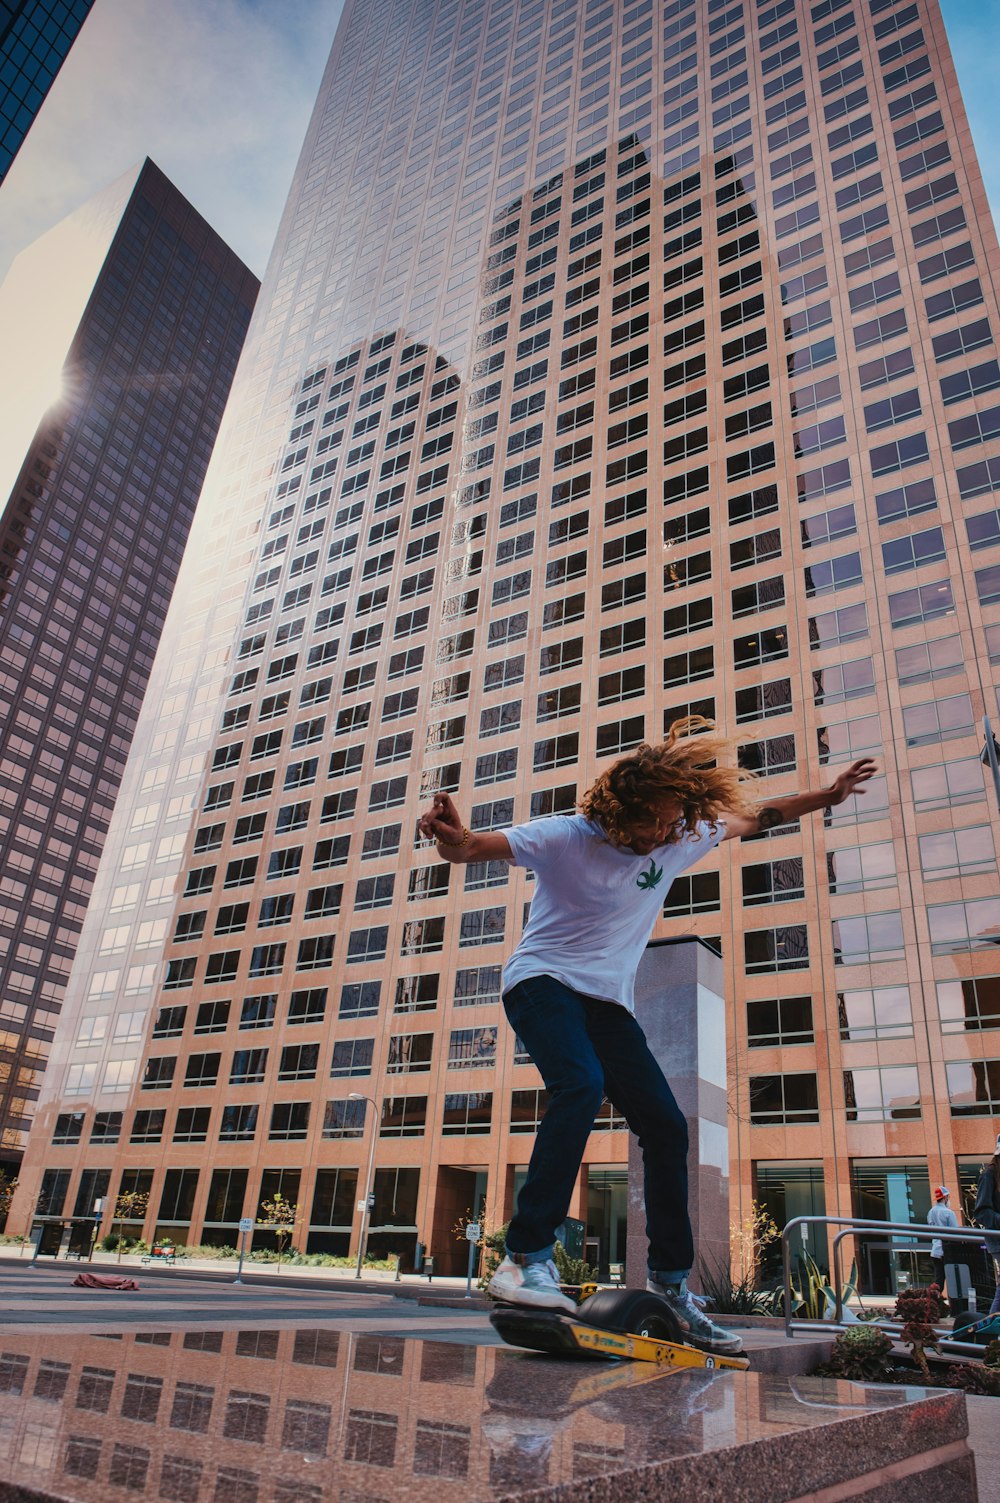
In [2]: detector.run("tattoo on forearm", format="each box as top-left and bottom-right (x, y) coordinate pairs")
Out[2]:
(755, 806), (784, 831)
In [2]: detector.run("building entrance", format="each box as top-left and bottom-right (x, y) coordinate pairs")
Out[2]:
(432, 1167), (488, 1275)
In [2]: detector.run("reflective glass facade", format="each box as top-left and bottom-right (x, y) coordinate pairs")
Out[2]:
(14, 0), (1000, 1283)
(0, 0), (94, 182)
(0, 159), (256, 1165)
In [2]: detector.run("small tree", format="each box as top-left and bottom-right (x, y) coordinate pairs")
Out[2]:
(258, 1192), (299, 1268)
(112, 1191), (149, 1263)
(730, 1199), (779, 1286)
(0, 1171), (18, 1229)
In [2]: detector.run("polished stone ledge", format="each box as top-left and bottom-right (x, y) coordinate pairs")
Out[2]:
(0, 1324), (978, 1503)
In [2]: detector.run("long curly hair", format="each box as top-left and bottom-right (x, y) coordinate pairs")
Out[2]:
(579, 716), (758, 847)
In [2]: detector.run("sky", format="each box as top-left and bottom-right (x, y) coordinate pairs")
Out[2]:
(0, 0), (997, 288)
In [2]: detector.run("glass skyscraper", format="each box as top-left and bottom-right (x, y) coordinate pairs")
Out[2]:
(14, 0), (1000, 1288)
(0, 158), (257, 1168)
(0, 0), (94, 183)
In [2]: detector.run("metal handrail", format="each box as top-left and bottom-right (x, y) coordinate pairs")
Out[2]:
(781, 1213), (995, 1338)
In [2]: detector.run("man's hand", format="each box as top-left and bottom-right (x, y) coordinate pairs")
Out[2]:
(723, 756), (882, 840)
(418, 794), (514, 864)
(827, 757), (878, 806)
(418, 791), (465, 845)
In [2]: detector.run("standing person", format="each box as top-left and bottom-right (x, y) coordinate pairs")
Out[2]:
(927, 1185), (959, 1316)
(974, 1134), (1000, 1317)
(418, 717), (876, 1355)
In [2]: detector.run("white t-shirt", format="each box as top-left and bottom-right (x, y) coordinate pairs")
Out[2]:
(927, 1202), (958, 1260)
(502, 813), (726, 1012)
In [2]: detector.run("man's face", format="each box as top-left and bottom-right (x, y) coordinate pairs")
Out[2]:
(621, 798), (683, 855)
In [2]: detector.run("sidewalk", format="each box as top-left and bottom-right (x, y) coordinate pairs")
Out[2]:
(1, 1245), (481, 1300)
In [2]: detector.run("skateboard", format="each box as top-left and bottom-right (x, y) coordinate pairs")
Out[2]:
(490, 1286), (750, 1371)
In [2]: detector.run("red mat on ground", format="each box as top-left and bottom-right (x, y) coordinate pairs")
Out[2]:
(72, 1272), (139, 1291)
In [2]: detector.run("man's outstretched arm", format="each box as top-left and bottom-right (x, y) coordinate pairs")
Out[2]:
(720, 757), (878, 840)
(417, 790), (514, 863)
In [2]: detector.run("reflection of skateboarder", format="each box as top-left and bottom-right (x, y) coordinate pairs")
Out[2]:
(419, 717), (875, 1354)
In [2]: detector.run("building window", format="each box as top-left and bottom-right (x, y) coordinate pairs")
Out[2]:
(387, 1033), (433, 1074)
(442, 1093), (493, 1136)
(809, 602), (867, 649)
(595, 716), (644, 757)
(749, 1073), (819, 1125)
(826, 840), (896, 894)
(220, 1105), (258, 1142)
(458, 907), (506, 948)
(322, 1099), (365, 1140)
(330, 1039), (374, 1078)
(742, 857), (804, 906)
(746, 995), (814, 1047)
(279, 1043), (319, 1081)
(341, 981), (381, 1019)
(844, 1066), (921, 1121)
(945, 1060), (1000, 1117)
(379, 1096), (427, 1137)
(918, 825), (996, 881)
(129, 1110), (165, 1144)
(393, 975), (437, 1014)
(663, 872), (720, 916)
(928, 898), (1000, 954)
(174, 1107), (210, 1143)
(447, 1027), (497, 1069)
(735, 676), (792, 723)
(347, 925), (389, 962)
(734, 625), (789, 668)
(910, 755), (984, 811)
(938, 976), (1000, 1034)
(511, 1088), (548, 1133)
(240, 994), (276, 1030)
(269, 1102), (311, 1140)
(740, 733), (796, 777)
(812, 657), (875, 706)
(745, 925), (809, 972)
(831, 911), (905, 963)
(399, 917), (444, 956)
(902, 691), (973, 746)
(839, 986), (913, 1042)
(454, 965), (503, 1008)
(142, 1057), (176, 1090)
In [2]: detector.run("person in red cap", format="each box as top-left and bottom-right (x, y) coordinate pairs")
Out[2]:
(927, 1185), (959, 1316)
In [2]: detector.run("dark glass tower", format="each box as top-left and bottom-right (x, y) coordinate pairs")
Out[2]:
(0, 0), (95, 183)
(0, 158), (257, 1166)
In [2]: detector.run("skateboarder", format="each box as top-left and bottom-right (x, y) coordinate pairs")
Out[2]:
(418, 717), (876, 1354)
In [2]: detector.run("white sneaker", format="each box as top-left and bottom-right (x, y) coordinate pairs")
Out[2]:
(489, 1256), (576, 1313)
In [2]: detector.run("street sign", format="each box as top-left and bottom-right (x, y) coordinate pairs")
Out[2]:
(238, 1217), (254, 1233)
(466, 1222), (481, 1243)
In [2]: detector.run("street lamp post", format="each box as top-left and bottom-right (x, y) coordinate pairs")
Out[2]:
(349, 1092), (378, 1280)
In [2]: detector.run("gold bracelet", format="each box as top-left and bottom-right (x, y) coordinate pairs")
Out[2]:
(435, 826), (470, 848)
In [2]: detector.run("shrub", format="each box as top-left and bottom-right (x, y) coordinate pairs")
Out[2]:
(895, 1284), (944, 1379)
(552, 1239), (599, 1288)
(938, 1363), (1000, 1397)
(819, 1324), (895, 1383)
(699, 1259), (782, 1316)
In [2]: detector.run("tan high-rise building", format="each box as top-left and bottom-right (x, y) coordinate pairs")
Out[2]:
(13, 0), (1000, 1289)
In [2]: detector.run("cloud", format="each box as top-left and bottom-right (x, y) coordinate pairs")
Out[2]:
(0, 0), (343, 283)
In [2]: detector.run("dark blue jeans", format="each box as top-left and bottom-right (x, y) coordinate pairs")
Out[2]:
(504, 974), (693, 1281)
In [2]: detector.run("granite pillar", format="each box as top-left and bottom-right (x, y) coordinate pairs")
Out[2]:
(627, 937), (730, 1290)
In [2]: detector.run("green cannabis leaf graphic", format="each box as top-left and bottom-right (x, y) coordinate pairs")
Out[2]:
(636, 858), (664, 891)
